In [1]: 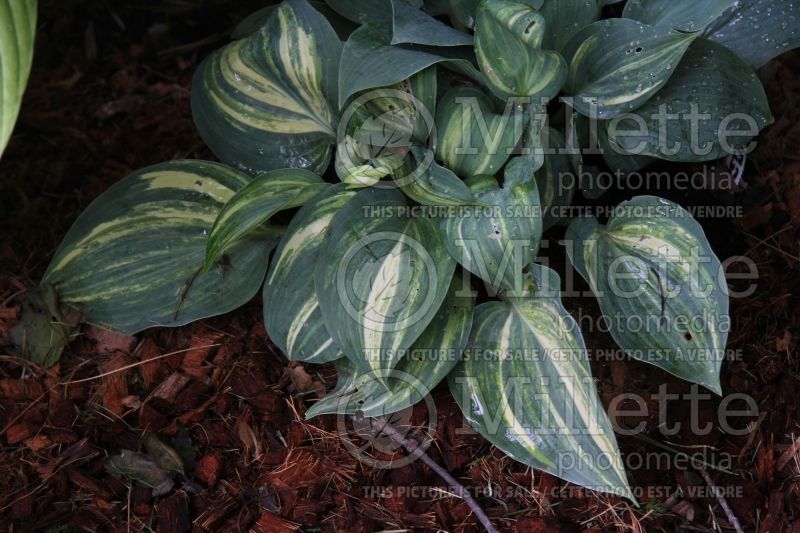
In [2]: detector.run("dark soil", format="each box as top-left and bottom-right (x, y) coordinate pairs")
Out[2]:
(1, 2), (799, 532)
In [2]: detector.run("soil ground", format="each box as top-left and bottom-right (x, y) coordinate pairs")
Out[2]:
(1, 2), (799, 531)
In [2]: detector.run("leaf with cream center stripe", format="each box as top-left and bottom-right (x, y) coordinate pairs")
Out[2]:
(263, 184), (356, 363)
(315, 187), (456, 384)
(566, 196), (729, 393)
(44, 160), (281, 335)
(191, 0), (342, 175)
(204, 169), (327, 268)
(448, 263), (633, 499)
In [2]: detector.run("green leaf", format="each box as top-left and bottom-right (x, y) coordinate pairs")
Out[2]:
(435, 86), (524, 178)
(263, 184), (357, 363)
(448, 263), (633, 499)
(441, 161), (542, 293)
(10, 284), (73, 368)
(537, 128), (576, 230)
(474, 0), (567, 99)
(326, 0), (472, 47)
(315, 187), (456, 383)
(622, 0), (737, 32)
(204, 169), (326, 268)
(562, 18), (698, 119)
(566, 196), (729, 394)
(0, 0), (36, 159)
(192, 0), (342, 175)
(539, 0), (602, 52)
(338, 24), (483, 108)
(44, 161), (280, 335)
(306, 270), (474, 417)
(597, 121), (655, 173)
(608, 39), (773, 162)
(704, 0), (800, 68)
(393, 146), (476, 206)
(232, 1), (356, 40)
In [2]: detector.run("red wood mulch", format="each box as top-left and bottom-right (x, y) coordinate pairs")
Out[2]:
(1, 2), (800, 531)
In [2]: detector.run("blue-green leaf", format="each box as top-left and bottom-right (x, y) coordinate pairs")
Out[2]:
(393, 146), (476, 206)
(539, 0), (602, 53)
(623, 0), (737, 32)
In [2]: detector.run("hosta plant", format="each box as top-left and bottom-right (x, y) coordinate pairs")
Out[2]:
(37, 0), (797, 499)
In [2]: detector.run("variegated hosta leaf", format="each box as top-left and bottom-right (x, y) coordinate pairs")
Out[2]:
(704, 0), (800, 68)
(306, 271), (474, 417)
(316, 187), (456, 383)
(562, 18), (698, 119)
(393, 146), (475, 206)
(263, 184), (356, 363)
(597, 121), (655, 174)
(474, 0), (567, 100)
(435, 86), (524, 178)
(327, 0), (473, 47)
(538, 0), (601, 53)
(232, 1), (355, 40)
(608, 39), (773, 162)
(338, 24), (484, 108)
(565, 196), (729, 394)
(622, 0), (737, 32)
(44, 161), (280, 335)
(191, 0), (341, 176)
(204, 169), (327, 267)
(0, 0), (36, 158)
(441, 160), (542, 294)
(448, 263), (633, 499)
(537, 128), (576, 230)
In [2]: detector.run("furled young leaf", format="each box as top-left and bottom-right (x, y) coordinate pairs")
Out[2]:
(704, 0), (800, 68)
(192, 0), (341, 175)
(441, 160), (542, 294)
(435, 86), (524, 178)
(608, 39), (773, 162)
(338, 25), (483, 108)
(448, 263), (633, 499)
(622, 0), (737, 32)
(537, 128), (576, 230)
(316, 187), (456, 383)
(539, 0), (602, 52)
(263, 184), (356, 363)
(44, 161), (280, 335)
(393, 146), (476, 206)
(474, 0), (567, 100)
(327, 0), (473, 47)
(204, 169), (326, 267)
(566, 196), (729, 394)
(306, 271), (474, 417)
(0, 0), (37, 158)
(562, 18), (698, 119)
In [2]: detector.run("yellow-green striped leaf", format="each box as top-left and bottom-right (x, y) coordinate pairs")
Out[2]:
(263, 184), (356, 363)
(607, 39), (773, 162)
(0, 0), (36, 158)
(191, 0), (341, 175)
(44, 161), (280, 335)
(448, 263), (633, 499)
(315, 187), (456, 383)
(204, 169), (326, 268)
(393, 146), (476, 206)
(474, 0), (567, 100)
(306, 271), (474, 417)
(622, 0), (737, 32)
(566, 196), (729, 394)
(435, 86), (524, 178)
(441, 159), (542, 293)
(562, 18), (698, 119)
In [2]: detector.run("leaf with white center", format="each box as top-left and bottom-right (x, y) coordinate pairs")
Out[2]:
(562, 18), (698, 119)
(622, 0), (737, 32)
(435, 86), (524, 178)
(539, 0), (602, 53)
(448, 263), (633, 499)
(607, 38), (773, 162)
(306, 271), (474, 417)
(263, 184), (356, 363)
(441, 159), (542, 294)
(565, 196), (729, 393)
(393, 146), (476, 206)
(191, 0), (341, 175)
(0, 0), (36, 159)
(44, 161), (280, 335)
(474, 0), (567, 100)
(316, 187), (456, 383)
(204, 169), (327, 268)
(703, 0), (800, 68)
(232, 1), (355, 40)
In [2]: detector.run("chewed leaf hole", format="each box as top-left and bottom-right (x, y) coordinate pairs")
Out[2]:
(683, 331), (693, 341)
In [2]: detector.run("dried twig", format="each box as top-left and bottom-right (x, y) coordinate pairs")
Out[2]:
(697, 468), (743, 533)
